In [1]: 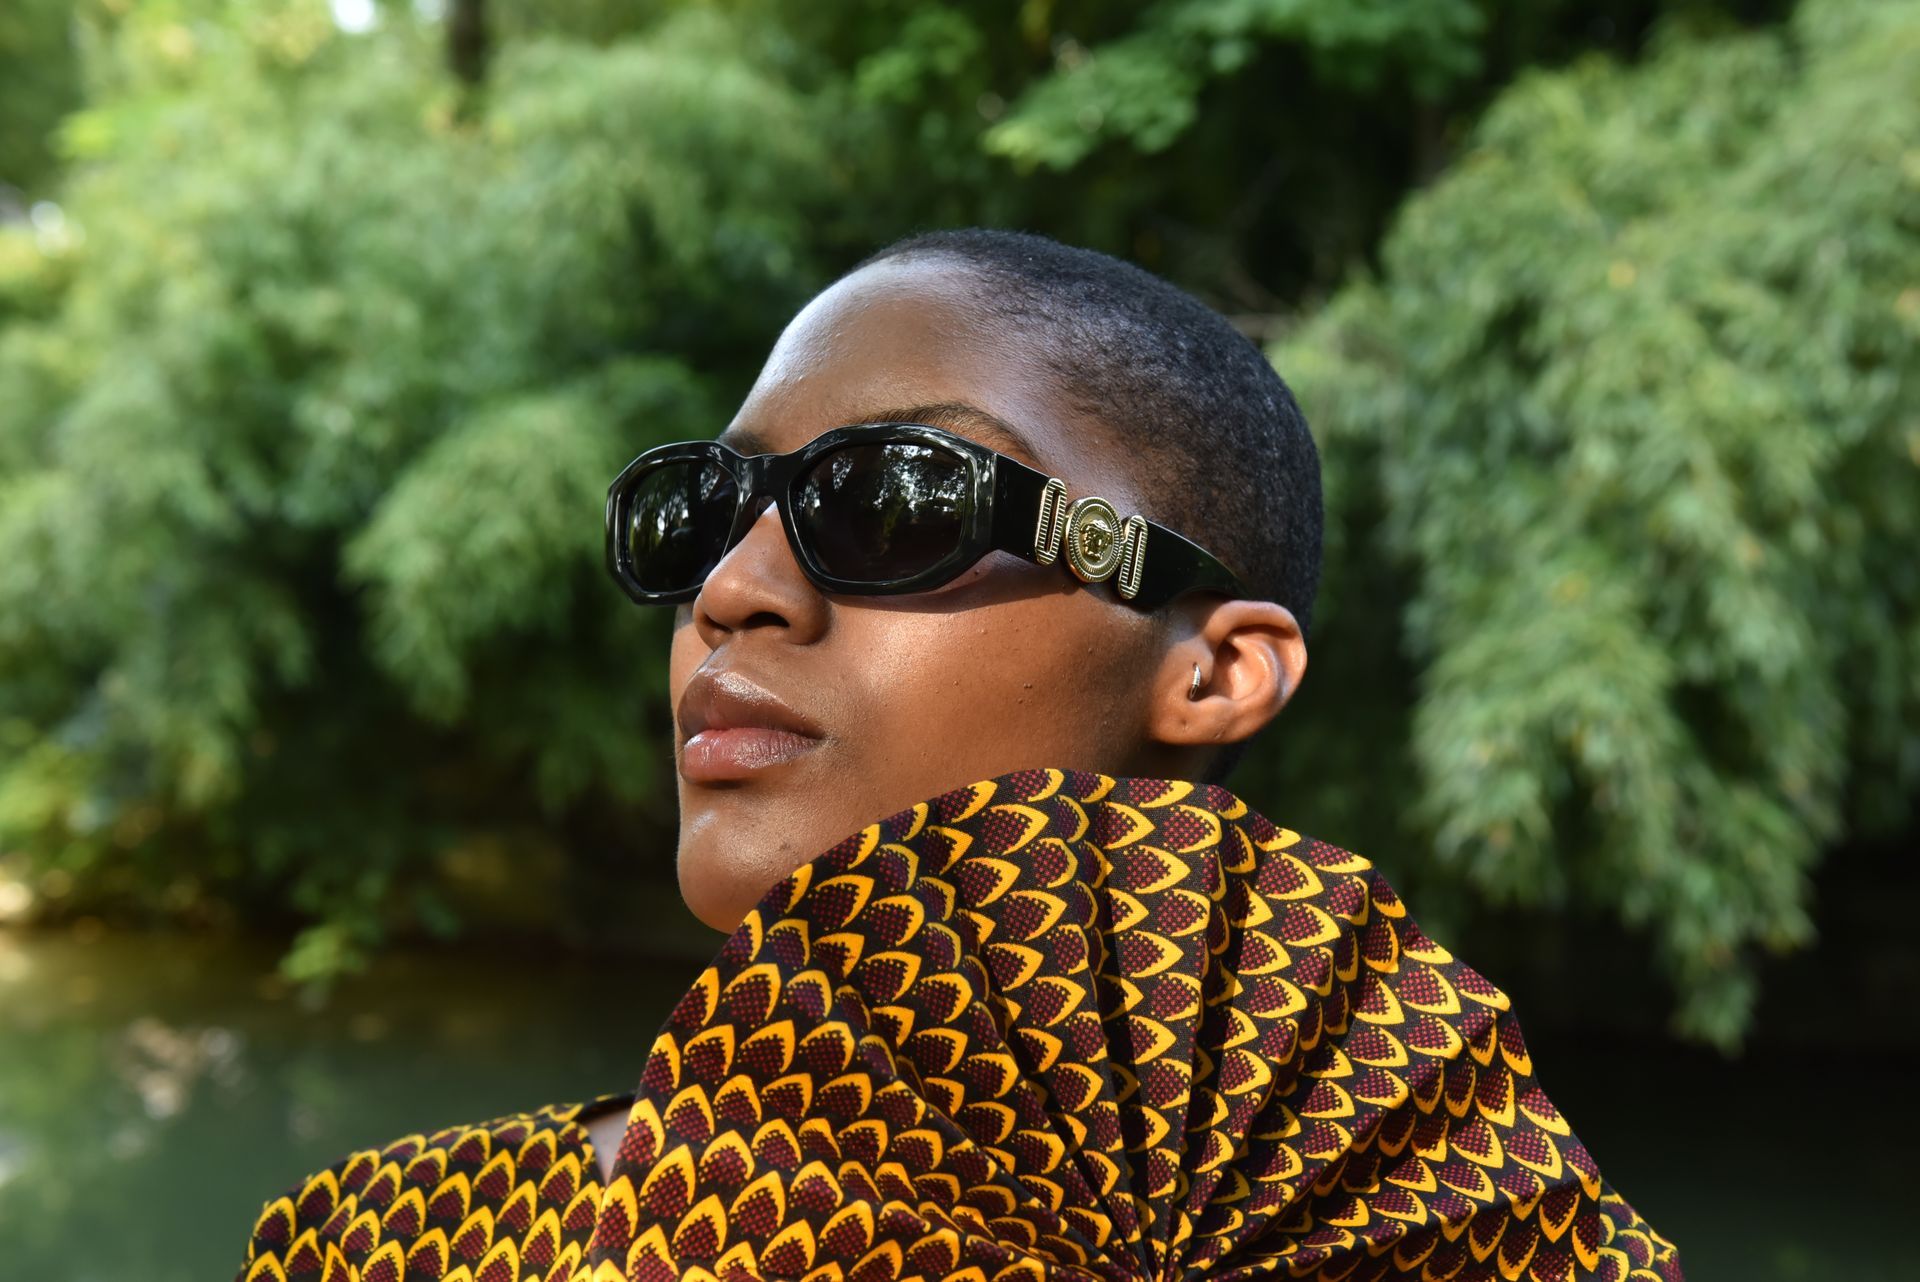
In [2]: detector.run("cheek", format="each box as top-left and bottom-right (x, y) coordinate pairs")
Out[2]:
(856, 602), (1153, 777)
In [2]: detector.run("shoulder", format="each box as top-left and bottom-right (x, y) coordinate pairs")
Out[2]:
(233, 1094), (632, 1282)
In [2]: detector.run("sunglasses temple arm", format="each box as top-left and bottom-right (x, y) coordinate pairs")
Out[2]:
(988, 458), (1057, 561)
(991, 458), (1247, 611)
(1127, 528), (1246, 610)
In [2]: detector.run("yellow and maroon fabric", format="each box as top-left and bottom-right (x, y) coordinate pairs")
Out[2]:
(235, 1100), (616, 1282)
(237, 766), (1683, 1281)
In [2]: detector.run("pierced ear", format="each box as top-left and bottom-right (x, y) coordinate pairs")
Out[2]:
(1146, 598), (1306, 748)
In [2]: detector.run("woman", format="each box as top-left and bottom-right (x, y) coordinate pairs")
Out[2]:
(235, 230), (1682, 1281)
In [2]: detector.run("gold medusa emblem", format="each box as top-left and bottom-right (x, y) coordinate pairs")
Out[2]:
(1064, 496), (1121, 582)
(1033, 480), (1149, 598)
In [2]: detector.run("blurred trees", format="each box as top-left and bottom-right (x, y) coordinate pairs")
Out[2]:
(0, 1), (833, 977)
(1272, 0), (1920, 1044)
(0, 0), (1907, 1046)
(0, 0), (83, 201)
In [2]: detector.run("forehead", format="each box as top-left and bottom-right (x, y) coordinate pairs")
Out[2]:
(720, 259), (1146, 511)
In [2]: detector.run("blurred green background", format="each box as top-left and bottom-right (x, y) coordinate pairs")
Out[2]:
(0, 0), (1914, 1277)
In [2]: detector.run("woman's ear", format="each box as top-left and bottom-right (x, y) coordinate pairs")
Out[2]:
(1144, 598), (1307, 748)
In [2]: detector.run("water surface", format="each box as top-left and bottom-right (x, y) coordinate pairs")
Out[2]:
(0, 926), (1903, 1281)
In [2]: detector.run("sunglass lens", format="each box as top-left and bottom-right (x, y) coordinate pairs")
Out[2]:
(625, 458), (738, 594)
(794, 442), (969, 584)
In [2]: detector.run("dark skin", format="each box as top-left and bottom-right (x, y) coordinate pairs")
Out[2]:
(586, 256), (1308, 1170)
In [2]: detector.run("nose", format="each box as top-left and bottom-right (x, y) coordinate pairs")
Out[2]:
(690, 498), (829, 647)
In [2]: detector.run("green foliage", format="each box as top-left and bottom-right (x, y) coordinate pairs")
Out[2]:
(984, 0), (1485, 169)
(748, 0), (1752, 306)
(1268, 0), (1920, 1045)
(0, 0), (83, 197)
(0, 0), (1897, 1050)
(0, 1), (832, 968)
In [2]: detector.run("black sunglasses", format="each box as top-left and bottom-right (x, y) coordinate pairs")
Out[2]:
(603, 422), (1249, 611)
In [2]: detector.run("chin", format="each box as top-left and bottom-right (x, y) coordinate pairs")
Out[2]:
(674, 817), (794, 937)
(676, 862), (745, 935)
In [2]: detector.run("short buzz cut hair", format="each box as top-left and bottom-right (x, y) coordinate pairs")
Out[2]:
(850, 229), (1323, 780)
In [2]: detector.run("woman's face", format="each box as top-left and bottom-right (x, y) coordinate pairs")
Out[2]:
(668, 258), (1199, 932)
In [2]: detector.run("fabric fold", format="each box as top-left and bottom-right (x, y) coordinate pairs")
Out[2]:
(235, 765), (1683, 1282)
(588, 767), (1682, 1281)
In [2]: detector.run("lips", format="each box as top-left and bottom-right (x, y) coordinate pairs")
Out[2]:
(676, 666), (825, 783)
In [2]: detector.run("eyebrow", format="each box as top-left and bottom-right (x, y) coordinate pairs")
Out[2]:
(719, 403), (1045, 466)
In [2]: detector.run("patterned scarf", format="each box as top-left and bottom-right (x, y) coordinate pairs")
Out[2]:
(235, 766), (1683, 1281)
(586, 767), (1681, 1281)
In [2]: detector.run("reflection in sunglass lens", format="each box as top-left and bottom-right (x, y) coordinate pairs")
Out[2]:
(626, 458), (738, 593)
(794, 443), (969, 583)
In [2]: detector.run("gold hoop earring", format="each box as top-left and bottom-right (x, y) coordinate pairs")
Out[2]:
(1187, 663), (1204, 701)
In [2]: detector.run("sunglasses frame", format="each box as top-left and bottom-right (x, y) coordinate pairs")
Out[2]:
(604, 421), (1249, 611)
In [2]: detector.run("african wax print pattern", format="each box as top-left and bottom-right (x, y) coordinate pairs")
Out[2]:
(237, 767), (1683, 1281)
(235, 1101), (612, 1282)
